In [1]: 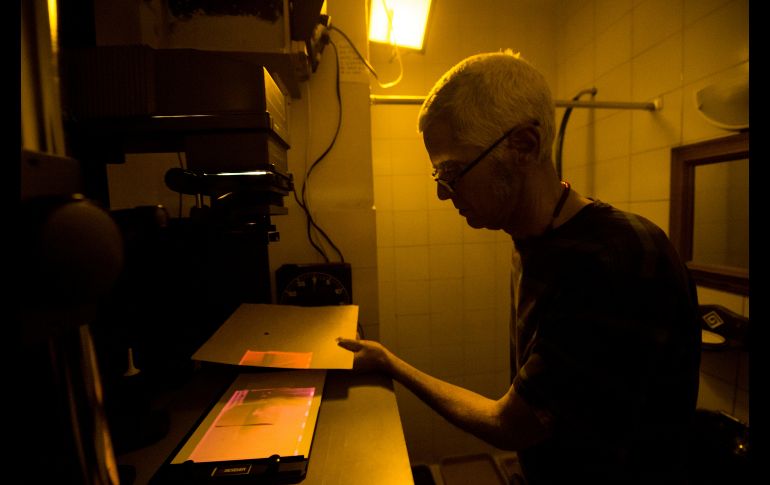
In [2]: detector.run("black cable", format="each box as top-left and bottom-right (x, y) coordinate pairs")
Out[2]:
(292, 187), (329, 261)
(555, 87), (598, 180)
(294, 38), (346, 263)
(299, 40), (342, 262)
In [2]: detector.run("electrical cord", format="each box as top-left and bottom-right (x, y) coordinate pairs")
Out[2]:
(555, 87), (597, 179)
(292, 38), (346, 263)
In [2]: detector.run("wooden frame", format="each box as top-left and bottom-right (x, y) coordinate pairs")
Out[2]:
(669, 131), (749, 295)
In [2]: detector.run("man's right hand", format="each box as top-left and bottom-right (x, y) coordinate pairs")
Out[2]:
(336, 338), (392, 373)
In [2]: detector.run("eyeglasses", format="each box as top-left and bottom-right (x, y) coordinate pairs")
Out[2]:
(432, 120), (540, 194)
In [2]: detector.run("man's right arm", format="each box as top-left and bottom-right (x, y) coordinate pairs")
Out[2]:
(336, 338), (551, 451)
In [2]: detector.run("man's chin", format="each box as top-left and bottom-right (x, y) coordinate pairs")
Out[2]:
(462, 213), (486, 229)
(462, 213), (502, 231)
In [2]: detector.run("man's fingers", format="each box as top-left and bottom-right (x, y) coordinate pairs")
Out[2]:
(336, 337), (361, 351)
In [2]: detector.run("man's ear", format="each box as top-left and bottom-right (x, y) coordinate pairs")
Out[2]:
(508, 125), (541, 166)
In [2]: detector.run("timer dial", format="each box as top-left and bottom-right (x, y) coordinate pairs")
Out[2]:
(276, 263), (352, 306)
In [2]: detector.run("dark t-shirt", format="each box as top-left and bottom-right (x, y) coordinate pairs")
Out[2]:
(510, 201), (701, 485)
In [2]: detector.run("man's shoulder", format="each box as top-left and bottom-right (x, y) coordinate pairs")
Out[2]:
(574, 201), (669, 245)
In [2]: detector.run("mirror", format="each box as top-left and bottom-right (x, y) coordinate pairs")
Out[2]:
(670, 132), (749, 295)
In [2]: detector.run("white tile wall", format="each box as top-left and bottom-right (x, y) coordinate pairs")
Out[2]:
(629, 148), (671, 202)
(594, 61), (632, 120)
(682, 0), (749, 83)
(594, 155), (631, 205)
(631, 33), (683, 101)
(595, 0), (633, 35)
(596, 112), (633, 162)
(632, 0), (683, 56)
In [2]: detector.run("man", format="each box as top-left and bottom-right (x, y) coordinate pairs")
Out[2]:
(338, 51), (701, 484)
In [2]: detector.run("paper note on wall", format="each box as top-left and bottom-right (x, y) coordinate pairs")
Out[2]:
(337, 41), (369, 84)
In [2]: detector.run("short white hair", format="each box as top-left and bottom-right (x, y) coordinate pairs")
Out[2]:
(418, 51), (555, 163)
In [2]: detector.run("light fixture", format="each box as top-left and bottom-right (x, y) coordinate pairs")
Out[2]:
(368, 0), (433, 51)
(694, 70), (749, 131)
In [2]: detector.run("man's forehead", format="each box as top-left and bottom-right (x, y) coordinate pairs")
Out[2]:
(423, 123), (464, 167)
(422, 122), (454, 151)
